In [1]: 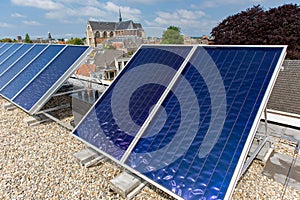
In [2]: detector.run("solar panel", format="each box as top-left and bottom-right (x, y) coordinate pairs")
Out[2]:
(0, 43), (91, 114)
(0, 43), (22, 63)
(73, 45), (193, 160)
(2, 45), (66, 100)
(0, 43), (13, 55)
(14, 46), (90, 113)
(0, 43), (5, 50)
(72, 45), (286, 199)
(0, 44), (47, 89)
(0, 44), (33, 74)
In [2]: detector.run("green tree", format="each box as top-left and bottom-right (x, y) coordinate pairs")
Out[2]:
(67, 37), (84, 45)
(167, 26), (181, 33)
(24, 33), (32, 43)
(161, 26), (184, 44)
(0, 38), (13, 43)
(211, 4), (300, 59)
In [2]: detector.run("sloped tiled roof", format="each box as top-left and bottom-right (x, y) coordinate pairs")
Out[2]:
(267, 60), (300, 115)
(88, 20), (143, 31)
(94, 49), (124, 68)
(76, 63), (96, 76)
(88, 21), (116, 31)
(116, 20), (142, 30)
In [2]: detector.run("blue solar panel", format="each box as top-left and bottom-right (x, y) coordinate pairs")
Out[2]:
(0, 43), (22, 63)
(1, 45), (65, 99)
(73, 45), (193, 160)
(0, 44), (47, 90)
(125, 46), (285, 199)
(72, 45), (286, 199)
(13, 46), (89, 111)
(0, 44), (33, 74)
(0, 43), (13, 55)
(0, 43), (91, 114)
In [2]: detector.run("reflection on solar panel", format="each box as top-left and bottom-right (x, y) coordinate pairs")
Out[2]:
(0, 43), (91, 114)
(72, 45), (287, 199)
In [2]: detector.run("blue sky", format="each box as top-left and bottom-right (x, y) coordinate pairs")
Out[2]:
(0, 0), (298, 40)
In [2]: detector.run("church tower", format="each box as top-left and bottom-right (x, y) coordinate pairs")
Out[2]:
(119, 8), (122, 22)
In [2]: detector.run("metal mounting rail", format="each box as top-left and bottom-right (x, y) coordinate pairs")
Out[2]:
(40, 111), (74, 130)
(52, 88), (86, 97)
(35, 103), (70, 115)
(241, 136), (270, 175)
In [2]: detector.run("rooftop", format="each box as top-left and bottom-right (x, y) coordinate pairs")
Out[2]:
(268, 60), (300, 115)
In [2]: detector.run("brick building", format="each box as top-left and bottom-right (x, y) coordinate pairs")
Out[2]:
(85, 10), (145, 47)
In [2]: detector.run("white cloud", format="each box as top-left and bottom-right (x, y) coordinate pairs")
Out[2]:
(121, 0), (171, 4)
(22, 20), (42, 26)
(11, 0), (64, 10)
(56, 0), (101, 6)
(77, 6), (106, 17)
(103, 2), (141, 21)
(10, 0), (142, 24)
(0, 22), (14, 28)
(145, 8), (216, 36)
(88, 17), (100, 21)
(45, 6), (105, 20)
(199, 0), (265, 8)
(152, 9), (207, 27)
(11, 13), (26, 18)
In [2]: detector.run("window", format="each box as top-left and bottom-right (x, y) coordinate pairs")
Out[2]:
(118, 62), (122, 71)
(103, 31), (107, 38)
(95, 31), (100, 38)
(105, 71), (116, 80)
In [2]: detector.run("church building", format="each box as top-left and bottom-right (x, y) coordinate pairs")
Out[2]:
(85, 10), (145, 47)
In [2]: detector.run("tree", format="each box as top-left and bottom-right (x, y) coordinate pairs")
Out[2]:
(67, 37), (84, 45)
(211, 4), (300, 59)
(0, 38), (13, 43)
(24, 33), (32, 43)
(167, 26), (181, 33)
(161, 26), (184, 44)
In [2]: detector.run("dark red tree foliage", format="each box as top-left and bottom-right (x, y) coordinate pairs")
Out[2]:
(211, 4), (300, 59)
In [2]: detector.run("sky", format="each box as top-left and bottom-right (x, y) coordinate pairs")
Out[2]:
(0, 0), (298, 40)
